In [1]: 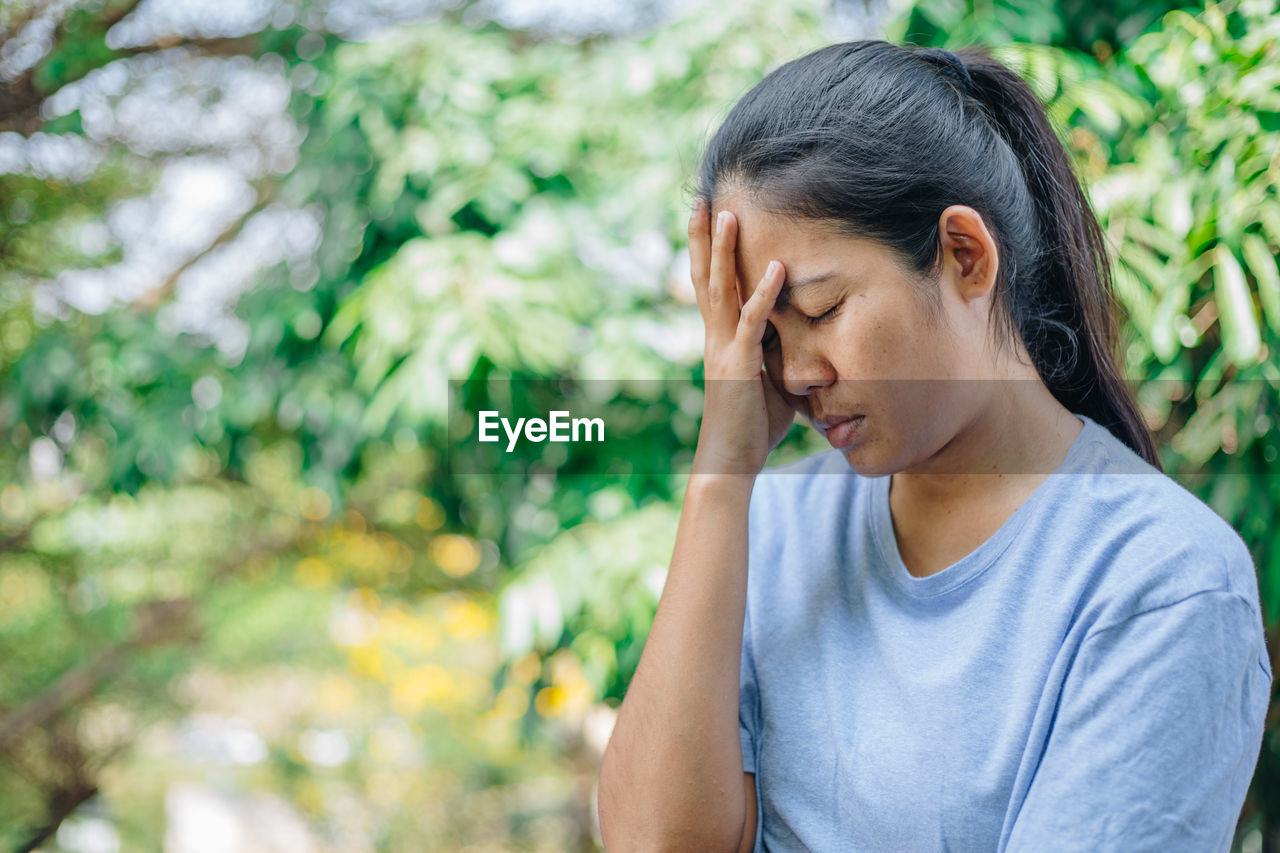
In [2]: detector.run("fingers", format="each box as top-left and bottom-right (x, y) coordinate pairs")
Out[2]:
(688, 198), (780, 349)
(707, 209), (740, 341)
(738, 260), (784, 345)
(687, 198), (711, 325)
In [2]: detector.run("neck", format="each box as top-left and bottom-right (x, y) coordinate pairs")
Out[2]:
(889, 378), (1083, 512)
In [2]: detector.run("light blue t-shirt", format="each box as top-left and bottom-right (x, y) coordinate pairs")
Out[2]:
(740, 414), (1271, 852)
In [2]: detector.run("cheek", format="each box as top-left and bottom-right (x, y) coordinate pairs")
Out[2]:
(853, 296), (950, 373)
(827, 312), (897, 373)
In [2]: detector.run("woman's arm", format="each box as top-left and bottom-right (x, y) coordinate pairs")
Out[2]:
(597, 202), (787, 851)
(597, 473), (756, 852)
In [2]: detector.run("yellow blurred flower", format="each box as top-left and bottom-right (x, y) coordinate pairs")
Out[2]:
(429, 534), (482, 578)
(533, 650), (597, 721)
(401, 617), (441, 657)
(294, 556), (333, 588)
(391, 663), (454, 716)
(534, 685), (566, 717)
(442, 596), (492, 640)
(342, 533), (381, 570)
(348, 644), (398, 682)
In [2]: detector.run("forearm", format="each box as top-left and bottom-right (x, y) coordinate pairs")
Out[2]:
(598, 472), (754, 852)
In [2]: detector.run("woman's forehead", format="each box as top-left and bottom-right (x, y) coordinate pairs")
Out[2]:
(723, 199), (893, 278)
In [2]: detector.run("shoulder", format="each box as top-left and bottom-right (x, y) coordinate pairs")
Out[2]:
(1059, 416), (1260, 632)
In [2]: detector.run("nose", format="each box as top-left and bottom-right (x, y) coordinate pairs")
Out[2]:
(766, 331), (835, 397)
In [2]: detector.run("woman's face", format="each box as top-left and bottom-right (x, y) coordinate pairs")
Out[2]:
(723, 195), (995, 478)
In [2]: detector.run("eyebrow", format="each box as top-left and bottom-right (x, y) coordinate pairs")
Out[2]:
(773, 271), (840, 309)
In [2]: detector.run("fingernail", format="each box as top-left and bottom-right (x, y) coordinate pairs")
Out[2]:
(691, 196), (704, 214)
(716, 211), (727, 235)
(766, 260), (779, 279)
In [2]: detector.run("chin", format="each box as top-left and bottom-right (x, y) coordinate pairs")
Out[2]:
(835, 443), (899, 479)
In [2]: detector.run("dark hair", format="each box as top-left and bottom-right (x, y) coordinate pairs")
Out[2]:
(696, 41), (1160, 469)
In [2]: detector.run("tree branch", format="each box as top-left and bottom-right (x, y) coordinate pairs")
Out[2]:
(0, 527), (33, 552)
(0, 0), (144, 135)
(0, 601), (200, 754)
(129, 180), (278, 312)
(0, 645), (126, 755)
(0, 530), (293, 754)
(118, 34), (261, 58)
(0, 1), (279, 136)
(0, 0), (58, 46)
(17, 782), (98, 853)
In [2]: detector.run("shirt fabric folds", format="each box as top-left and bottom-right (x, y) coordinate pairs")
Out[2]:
(739, 414), (1271, 852)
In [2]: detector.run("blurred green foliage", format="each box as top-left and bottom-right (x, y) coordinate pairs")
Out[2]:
(1, 0), (1278, 850)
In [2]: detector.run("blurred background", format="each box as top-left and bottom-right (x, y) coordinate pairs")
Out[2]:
(1, 0), (1278, 850)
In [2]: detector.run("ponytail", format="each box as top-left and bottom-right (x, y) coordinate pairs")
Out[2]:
(697, 41), (1161, 469)
(954, 49), (1160, 468)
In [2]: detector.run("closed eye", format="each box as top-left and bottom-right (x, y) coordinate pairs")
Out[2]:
(763, 301), (841, 349)
(803, 302), (841, 326)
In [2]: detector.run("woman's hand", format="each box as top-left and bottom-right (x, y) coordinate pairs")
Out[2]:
(688, 198), (796, 476)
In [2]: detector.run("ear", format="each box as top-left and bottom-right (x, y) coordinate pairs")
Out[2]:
(938, 205), (999, 302)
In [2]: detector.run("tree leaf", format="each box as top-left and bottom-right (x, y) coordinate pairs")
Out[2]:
(1212, 243), (1261, 365)
(1242, 233), (1280, 337)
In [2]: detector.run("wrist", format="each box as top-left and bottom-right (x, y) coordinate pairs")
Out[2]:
(685, 465), (758, 501)
(691, 446), (762, 479)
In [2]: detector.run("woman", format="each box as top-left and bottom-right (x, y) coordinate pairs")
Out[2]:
(597, 41), (1271, 851)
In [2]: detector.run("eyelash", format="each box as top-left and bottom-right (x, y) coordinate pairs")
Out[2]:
(804, 303), (841, 326)
(762, 302), (841, 349)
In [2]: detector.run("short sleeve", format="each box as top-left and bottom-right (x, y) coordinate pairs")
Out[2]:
(740, 472), (775, 776)
(740, 598), (760, 774)
(1005, 589), (1271, 852)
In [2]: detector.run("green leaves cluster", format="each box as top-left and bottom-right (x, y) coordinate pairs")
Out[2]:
(4, 0), (1280, 848)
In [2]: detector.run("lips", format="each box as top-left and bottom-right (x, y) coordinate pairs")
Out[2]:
(814, 414), (866, 449)
(813, 412), (863, 430)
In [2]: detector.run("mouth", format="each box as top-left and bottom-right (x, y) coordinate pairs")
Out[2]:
(812, 410), (864, 429)
(813, 414), (866, 449)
